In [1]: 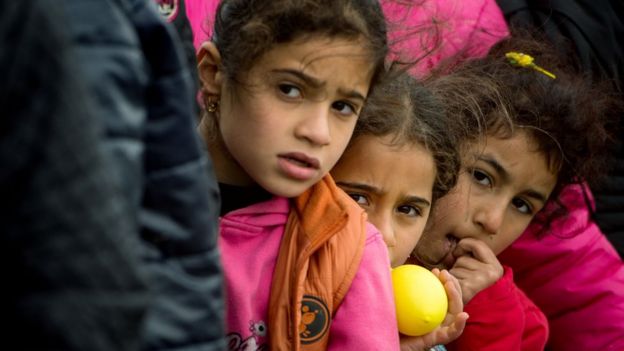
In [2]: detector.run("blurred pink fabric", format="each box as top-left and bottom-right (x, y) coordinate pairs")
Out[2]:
(185, 0), (218, 50)
(185, 0), (508, 76)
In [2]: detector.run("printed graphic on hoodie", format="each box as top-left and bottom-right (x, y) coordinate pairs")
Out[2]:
(226, 320), (268, 351)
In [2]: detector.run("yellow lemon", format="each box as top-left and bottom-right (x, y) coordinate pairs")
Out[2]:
(392, 264), (448, 336)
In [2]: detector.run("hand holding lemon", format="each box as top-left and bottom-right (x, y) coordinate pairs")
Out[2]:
(392, 264), (448, 336)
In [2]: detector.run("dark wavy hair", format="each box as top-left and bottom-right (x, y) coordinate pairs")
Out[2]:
(428, 33), (621, 228)
(212, 0), (388, 87)
(351, 70), (461, 203)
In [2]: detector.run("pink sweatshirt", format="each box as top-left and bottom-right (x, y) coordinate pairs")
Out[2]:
(219, 196), (399, 350)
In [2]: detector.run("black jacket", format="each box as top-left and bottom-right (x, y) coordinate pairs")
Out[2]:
(1, 1), (150, 349)
(60, 0), (226, 349)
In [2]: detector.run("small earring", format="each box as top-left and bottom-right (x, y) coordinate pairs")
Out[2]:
(207, 97), (219, 113)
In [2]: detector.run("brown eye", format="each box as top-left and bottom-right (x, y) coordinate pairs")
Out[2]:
(472, 169), (492, 187)
(512, 197), (532, 215)
(278, 84), (301, 98)
(397, 205), (421, 217)
(347, 193), (369, 206)
(331, 101), (357, 117)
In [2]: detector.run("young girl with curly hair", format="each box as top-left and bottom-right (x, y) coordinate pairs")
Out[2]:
(412, 35), (618, 350)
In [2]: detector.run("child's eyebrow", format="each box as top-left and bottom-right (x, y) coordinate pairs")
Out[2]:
(272, 68), (325, 89)
(337, 88), (366, 103)
(336, 181), (379, 194)
(524, 190), (548, 205)
(271, 68), (366, 102)
(336, 181), (431, 207)
(401, 196), (431, 208)
(478, 155), (509, 183)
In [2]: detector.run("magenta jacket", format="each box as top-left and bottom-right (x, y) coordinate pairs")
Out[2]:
(500, 184), (624, 351)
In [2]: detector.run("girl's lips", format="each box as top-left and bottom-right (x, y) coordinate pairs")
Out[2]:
(277, 152), (320, 181)
(434, 235), (459, 269)
(441, 235), (459, 267)
(414, 234), (459, 269)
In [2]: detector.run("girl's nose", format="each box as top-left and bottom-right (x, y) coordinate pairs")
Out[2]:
(473, 201), (505, 235)
(295, 105), (331, 146)
(369, 211), (396, 247)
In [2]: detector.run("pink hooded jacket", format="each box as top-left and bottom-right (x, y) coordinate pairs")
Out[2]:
(219, 195), (399, 350)
(500, 184), (624, 351)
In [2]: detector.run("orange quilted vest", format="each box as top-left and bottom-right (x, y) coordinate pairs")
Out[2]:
(268, 175), (368, 350)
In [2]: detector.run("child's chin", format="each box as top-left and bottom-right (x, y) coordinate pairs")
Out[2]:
(263, 180), (313, 198)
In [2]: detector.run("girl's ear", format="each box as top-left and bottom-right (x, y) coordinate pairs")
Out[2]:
(197, 42), (224, 96)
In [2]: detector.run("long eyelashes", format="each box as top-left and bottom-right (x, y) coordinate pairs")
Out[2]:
(331, 100), (357, 116)
(276, 82), (359, 117)
(278, 84), (302, 99)
(470, 168), (492, 187)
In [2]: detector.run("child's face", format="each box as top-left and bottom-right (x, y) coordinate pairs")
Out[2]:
(414, 131), (558, 269)
(331, 134), (436, 267)
(215, 37), (375, 197)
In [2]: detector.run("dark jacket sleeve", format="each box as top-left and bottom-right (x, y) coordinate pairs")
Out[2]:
(60, 0), (225, 349)
(0, 1), (150, 350)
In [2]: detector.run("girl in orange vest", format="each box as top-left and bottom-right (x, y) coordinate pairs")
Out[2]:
(197, 0), (400, 350)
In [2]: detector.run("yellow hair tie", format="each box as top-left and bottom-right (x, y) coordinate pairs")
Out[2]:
(505, 52), (556, 79)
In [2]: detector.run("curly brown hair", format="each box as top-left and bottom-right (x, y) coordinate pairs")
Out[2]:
(212, 0), (388, 87)
(350, 69), (461, 203)
(428, 33), (621, 225)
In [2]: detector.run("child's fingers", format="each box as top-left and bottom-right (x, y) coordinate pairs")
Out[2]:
(444, 279), (463, 314)
(446, 312), (469, 338)
(399, 334), (428, 351)
(449, 266), (475, 280)
(436, 268), (450, 282)
(431, 267), (441, 277)
(453, 238), (498, 264)
(450, 255), (482, 272)
(424, 312), (468, 347)
(433, 269), (464, 309)
(438, 270), (462, 298)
